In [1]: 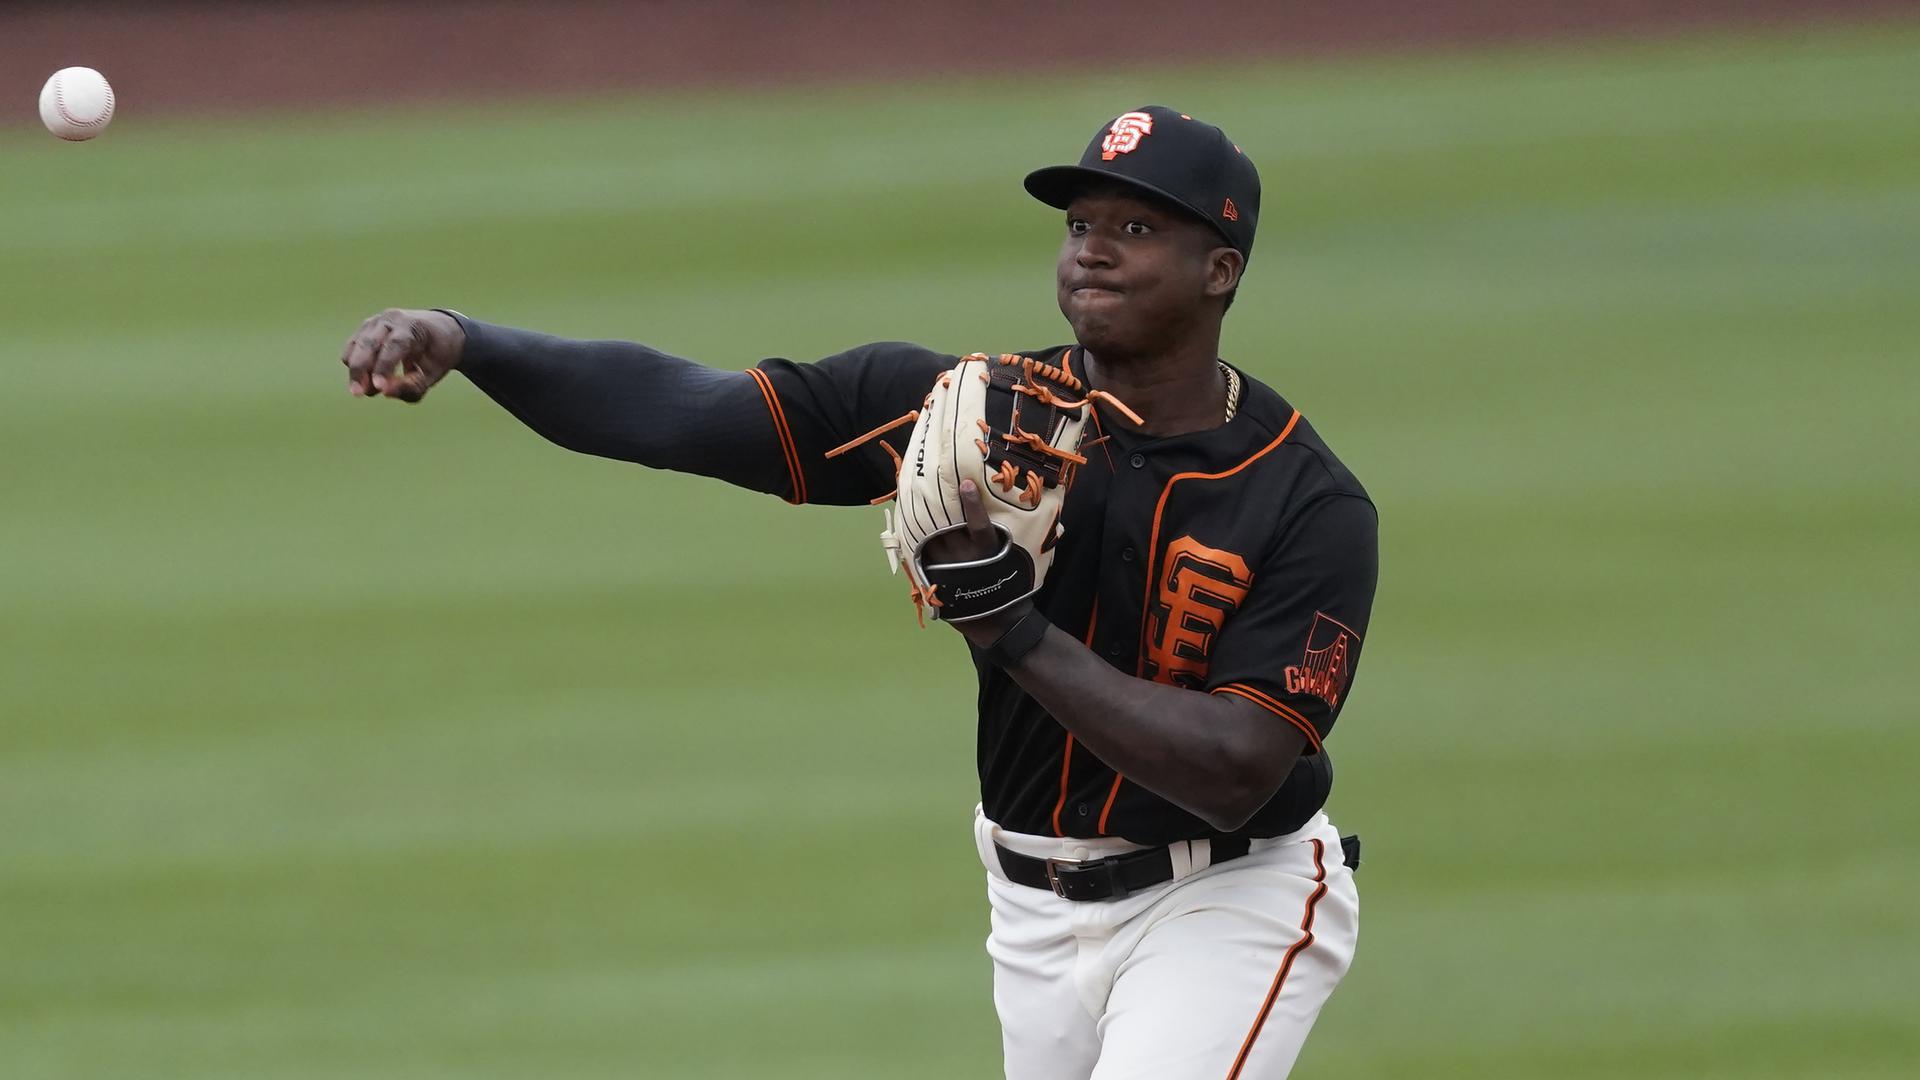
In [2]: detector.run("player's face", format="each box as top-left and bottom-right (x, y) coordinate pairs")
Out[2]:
(1057, 191), (1229, 355)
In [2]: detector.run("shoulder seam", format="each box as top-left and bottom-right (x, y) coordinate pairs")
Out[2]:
(1270, 491), (1376, 562)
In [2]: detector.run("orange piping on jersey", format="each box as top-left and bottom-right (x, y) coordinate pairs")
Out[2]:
(1224, 838), (1328, 1079)
(1211, 684), (1323, 753)
(1063, 364), (1119, 835)
(746, 367), (806, 505)
(1136, 409), (1303, 681)
(1051, 599), (1102, 836)
(1095, 774), (1125, 835)
(1051, 734), (1077, 839)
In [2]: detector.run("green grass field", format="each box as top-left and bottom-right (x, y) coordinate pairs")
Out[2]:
(4, 21), (1918, 1079)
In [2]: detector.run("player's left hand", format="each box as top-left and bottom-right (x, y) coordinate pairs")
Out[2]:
(923, 479), (1020, 643)
(854, 353), (1120, 629)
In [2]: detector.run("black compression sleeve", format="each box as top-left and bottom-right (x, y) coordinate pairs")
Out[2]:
(450, 315), (790, 495)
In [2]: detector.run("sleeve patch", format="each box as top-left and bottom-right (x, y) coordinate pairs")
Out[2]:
(1285, 612), (1357, 709)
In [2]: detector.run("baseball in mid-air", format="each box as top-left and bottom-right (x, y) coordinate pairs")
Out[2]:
(40, 67), (116, 141)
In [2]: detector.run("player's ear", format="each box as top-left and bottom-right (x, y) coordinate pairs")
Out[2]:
(1204, 246), (1244, 302)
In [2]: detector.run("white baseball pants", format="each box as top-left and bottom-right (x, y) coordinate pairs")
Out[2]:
(973, 806), (1359, 1079)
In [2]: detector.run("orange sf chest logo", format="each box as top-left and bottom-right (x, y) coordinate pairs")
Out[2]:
(1101, 112), (1155, 160)
(1144, 536), (1252, 688)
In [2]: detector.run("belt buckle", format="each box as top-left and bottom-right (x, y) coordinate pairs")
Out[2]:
(1043, 857), (1073, 898)
(1043, 855), (1128, 901)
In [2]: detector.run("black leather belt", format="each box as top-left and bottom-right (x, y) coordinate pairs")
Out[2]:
(996, 833), (1361, 902)
(995, 837), (1251, 901)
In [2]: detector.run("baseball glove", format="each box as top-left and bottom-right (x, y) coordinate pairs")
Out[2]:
(828, 353), (1140, 623)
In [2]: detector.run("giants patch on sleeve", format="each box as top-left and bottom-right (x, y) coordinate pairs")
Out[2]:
(1285, 612), (1357, 708)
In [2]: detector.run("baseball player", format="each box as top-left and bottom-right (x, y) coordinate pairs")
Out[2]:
(340, 105), (1377, 1078)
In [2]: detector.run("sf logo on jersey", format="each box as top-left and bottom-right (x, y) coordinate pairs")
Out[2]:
(1144, 536), (1252, 688)
(1101, 112), (1155, 160)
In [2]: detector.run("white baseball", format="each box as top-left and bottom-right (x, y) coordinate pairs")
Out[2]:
(40, 67), (116, 142)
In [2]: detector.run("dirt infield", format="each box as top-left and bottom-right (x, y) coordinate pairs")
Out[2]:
(4, 0), (1915, 123)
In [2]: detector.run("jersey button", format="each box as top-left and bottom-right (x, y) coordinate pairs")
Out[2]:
(1120, 547), (1136, 562)
(1105, 642), (1124, 658)
(1129, 453), (1146, 469)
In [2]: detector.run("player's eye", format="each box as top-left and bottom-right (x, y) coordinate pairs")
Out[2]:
(1067, 217), (1090, 235)
(1124, 220), (1152, 236)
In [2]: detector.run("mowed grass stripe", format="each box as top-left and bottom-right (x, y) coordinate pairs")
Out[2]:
(2, 23), (1915, 246)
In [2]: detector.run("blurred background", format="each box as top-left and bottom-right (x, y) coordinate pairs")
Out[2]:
(3, 2), (1917, 1077)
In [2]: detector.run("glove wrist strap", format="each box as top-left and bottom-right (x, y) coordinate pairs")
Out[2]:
(916, 523), (1037, 623)
(982, 606), (1050, 668)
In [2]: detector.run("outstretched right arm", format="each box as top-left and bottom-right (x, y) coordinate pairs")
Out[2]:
(339, 308), (951, 506)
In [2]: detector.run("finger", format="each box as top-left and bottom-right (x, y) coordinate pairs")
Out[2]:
(344, 316), (390, 396)
(391, 368), (433, 404)
(371, 319), (421, 396)
(342, 316), (393, 398)
(340, 319), (371, 396)
(959, 479), (994, 547)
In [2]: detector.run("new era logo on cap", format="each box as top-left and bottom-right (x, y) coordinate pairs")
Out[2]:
(1222, 197), (1240, 222)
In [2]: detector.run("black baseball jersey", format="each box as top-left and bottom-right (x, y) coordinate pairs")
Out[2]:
(750, 342), (1378, 846)
(454, 321), (1375, 845)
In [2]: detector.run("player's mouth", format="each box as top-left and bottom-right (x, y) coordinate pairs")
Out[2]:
(1069, 280), (1126, 300)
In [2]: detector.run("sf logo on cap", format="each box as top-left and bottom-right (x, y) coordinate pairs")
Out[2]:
(1101, 112), (1155, 160)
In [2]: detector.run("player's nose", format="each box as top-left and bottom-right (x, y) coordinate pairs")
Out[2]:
(1072, 235), (1117, 269)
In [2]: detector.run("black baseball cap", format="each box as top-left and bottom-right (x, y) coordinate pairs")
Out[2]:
(1024, 105), (1261, 258)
